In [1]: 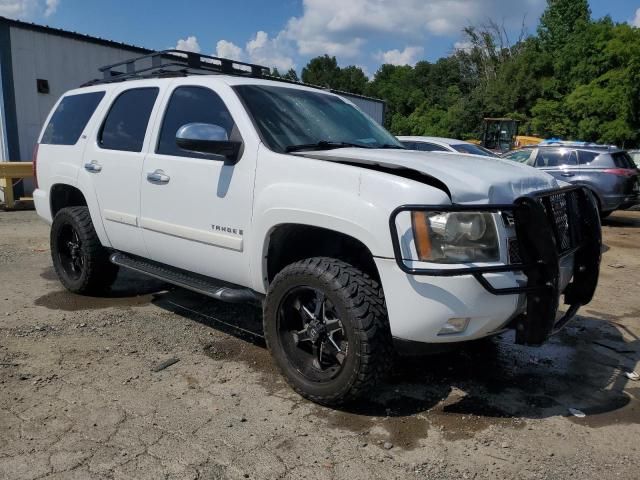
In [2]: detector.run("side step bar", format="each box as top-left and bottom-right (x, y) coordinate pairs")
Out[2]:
(110, 252), (264, 305)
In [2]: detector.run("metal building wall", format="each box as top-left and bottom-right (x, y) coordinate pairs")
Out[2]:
(9, 26), (147, 163)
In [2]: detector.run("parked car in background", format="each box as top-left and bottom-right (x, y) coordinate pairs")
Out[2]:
(502, 144), (640, 217)
(398, 136), (498, 157)
(628, 150), (640, 168)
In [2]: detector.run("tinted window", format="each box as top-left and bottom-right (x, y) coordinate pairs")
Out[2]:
(612, 152), (636, 169)
(452, 143), (497, 157)
(401, 141), (417, 149)
(41, 91), (105, 145)
(578, 151), (599, 165)
(535, 149), (577, 167)
(99, 88), (158, 152)
(157, 86), (236, 157)
(416, 142), (448, 152)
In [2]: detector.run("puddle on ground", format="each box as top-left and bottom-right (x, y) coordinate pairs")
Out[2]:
(35, 290), (155, 311)
(35, 268), (167, 311)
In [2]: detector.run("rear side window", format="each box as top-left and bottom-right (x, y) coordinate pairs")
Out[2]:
(535, 149), (577, 167)
(99, 88), (159, 152)
(416, 142), (448, 152)
(578, 151), (599, 165)
(157, 86), (236, 158)
(41, 91), (105, 145)
(612, 152), (636, 169)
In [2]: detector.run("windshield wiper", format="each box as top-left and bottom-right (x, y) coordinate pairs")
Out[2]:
(285, 141), (373, 153)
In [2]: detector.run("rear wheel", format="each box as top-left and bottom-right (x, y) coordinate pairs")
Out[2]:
(263, 257), (393, 405)
(50, 206), (118, 294)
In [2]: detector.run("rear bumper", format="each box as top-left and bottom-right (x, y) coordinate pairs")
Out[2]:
(33, 188), (52, 224)
(602, 193), (640, 212)
(386, 186), (601, 346)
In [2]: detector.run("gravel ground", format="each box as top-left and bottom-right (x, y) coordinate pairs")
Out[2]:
(1, 210), (639, 480)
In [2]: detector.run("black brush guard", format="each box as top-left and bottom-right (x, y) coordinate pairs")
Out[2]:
(389, 186), (602, 345)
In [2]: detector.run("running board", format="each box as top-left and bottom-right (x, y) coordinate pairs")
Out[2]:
(110, 252), (263, 305)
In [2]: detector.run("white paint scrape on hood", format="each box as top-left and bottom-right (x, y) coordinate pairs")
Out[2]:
(297, 148), (559, 204)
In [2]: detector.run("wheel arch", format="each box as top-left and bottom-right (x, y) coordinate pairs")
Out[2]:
(48, 182), (111, 247)
(262, 222), (381, 290)
(50, 183), (88, 218)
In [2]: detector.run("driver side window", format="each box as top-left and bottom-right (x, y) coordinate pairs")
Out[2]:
(157, 86), (237, 158)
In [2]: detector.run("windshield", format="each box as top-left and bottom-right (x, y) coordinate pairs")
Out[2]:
(234, 85), (404, 153)
(452, 143), (497, 157)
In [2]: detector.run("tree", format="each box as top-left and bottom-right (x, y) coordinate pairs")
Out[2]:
(538, 0), (591, 51)
(282, 68), (299, 82)
(338, 66), (368, 94)
(301, 55), (341, 88)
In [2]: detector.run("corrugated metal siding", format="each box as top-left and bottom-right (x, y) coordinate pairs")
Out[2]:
(9, 26), (145, 162)
(339, 93), (385, 125)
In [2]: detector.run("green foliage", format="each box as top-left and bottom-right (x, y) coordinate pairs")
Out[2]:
(298, 0), (640, 147)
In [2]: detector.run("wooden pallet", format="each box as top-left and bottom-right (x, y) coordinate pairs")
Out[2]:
(0, 162), (34, 210)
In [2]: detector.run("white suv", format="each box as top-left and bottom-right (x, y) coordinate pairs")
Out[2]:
(33, 50), (602, 405)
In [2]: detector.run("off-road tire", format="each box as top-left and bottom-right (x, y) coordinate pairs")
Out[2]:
(50, 206), (118, 294)
(263, 257), (393, 405)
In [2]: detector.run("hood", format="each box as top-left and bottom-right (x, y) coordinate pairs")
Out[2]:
(295, 148), (559, 204)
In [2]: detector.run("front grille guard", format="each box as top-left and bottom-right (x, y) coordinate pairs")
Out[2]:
(389, 185), (602, 345)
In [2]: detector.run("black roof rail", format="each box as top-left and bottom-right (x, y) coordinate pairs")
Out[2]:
(81, 49), (386, 106)
(83, 49), (271, 86)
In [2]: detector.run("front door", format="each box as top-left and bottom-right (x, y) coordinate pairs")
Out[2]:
(139, 83), (256, 288)
(84, 85), (160, 257)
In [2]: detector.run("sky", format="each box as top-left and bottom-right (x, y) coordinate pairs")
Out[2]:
(1, 0), (639, 77)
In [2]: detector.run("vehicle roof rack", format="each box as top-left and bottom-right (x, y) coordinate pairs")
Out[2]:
(81, 49), (387, 105)
(83, 49), (271, 86)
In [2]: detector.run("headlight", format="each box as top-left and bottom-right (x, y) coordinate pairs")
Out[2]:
(410, 211), (499, 263)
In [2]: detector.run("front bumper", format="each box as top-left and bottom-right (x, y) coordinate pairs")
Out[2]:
(387, 186), (602, 345)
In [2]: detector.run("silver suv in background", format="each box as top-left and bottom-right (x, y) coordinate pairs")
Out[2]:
(503, 145), (640, 217)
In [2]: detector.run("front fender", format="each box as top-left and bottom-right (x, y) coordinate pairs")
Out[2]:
(249, 161), (450, 292)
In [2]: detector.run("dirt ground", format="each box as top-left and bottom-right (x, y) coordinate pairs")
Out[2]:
(1, 210), (639, 480)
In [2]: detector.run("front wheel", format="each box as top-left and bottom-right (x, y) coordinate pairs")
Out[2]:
(263, 257), (393, 405)
(50, 206), (118, 294)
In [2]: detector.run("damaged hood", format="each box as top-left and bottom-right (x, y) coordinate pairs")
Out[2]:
(296, 148), (559, 204)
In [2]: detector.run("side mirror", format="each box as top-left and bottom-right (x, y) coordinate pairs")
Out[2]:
(176, 123), (241, 162)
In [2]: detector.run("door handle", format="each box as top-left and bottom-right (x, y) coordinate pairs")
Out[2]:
(561, 172), (574, 177)
(147, 170), (170, 184)
(84, 161), (102, 173)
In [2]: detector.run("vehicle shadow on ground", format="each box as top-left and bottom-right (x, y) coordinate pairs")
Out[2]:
(602, 212), (640, 228)
(151, 286), (639, 426)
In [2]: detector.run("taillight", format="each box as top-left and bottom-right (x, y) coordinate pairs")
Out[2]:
(32, 144), (39, 189)
(603, 168), (636, 177)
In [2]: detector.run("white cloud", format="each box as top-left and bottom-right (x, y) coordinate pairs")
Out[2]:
(0, 0), (59, 18)
(44, 0), (57, 16)
(453, 40), (473, 53)
(175, 35), (201, 53)
(245, 31), (295, 71)
(281, 0), (545, 58)
(216, 40), (244, 61)
(375, 46), (424, 66)
(633, 8), (640, 28)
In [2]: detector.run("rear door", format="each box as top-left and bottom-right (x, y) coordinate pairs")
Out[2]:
(83, 85), (160, 257)
(534, 148), (578, 181)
